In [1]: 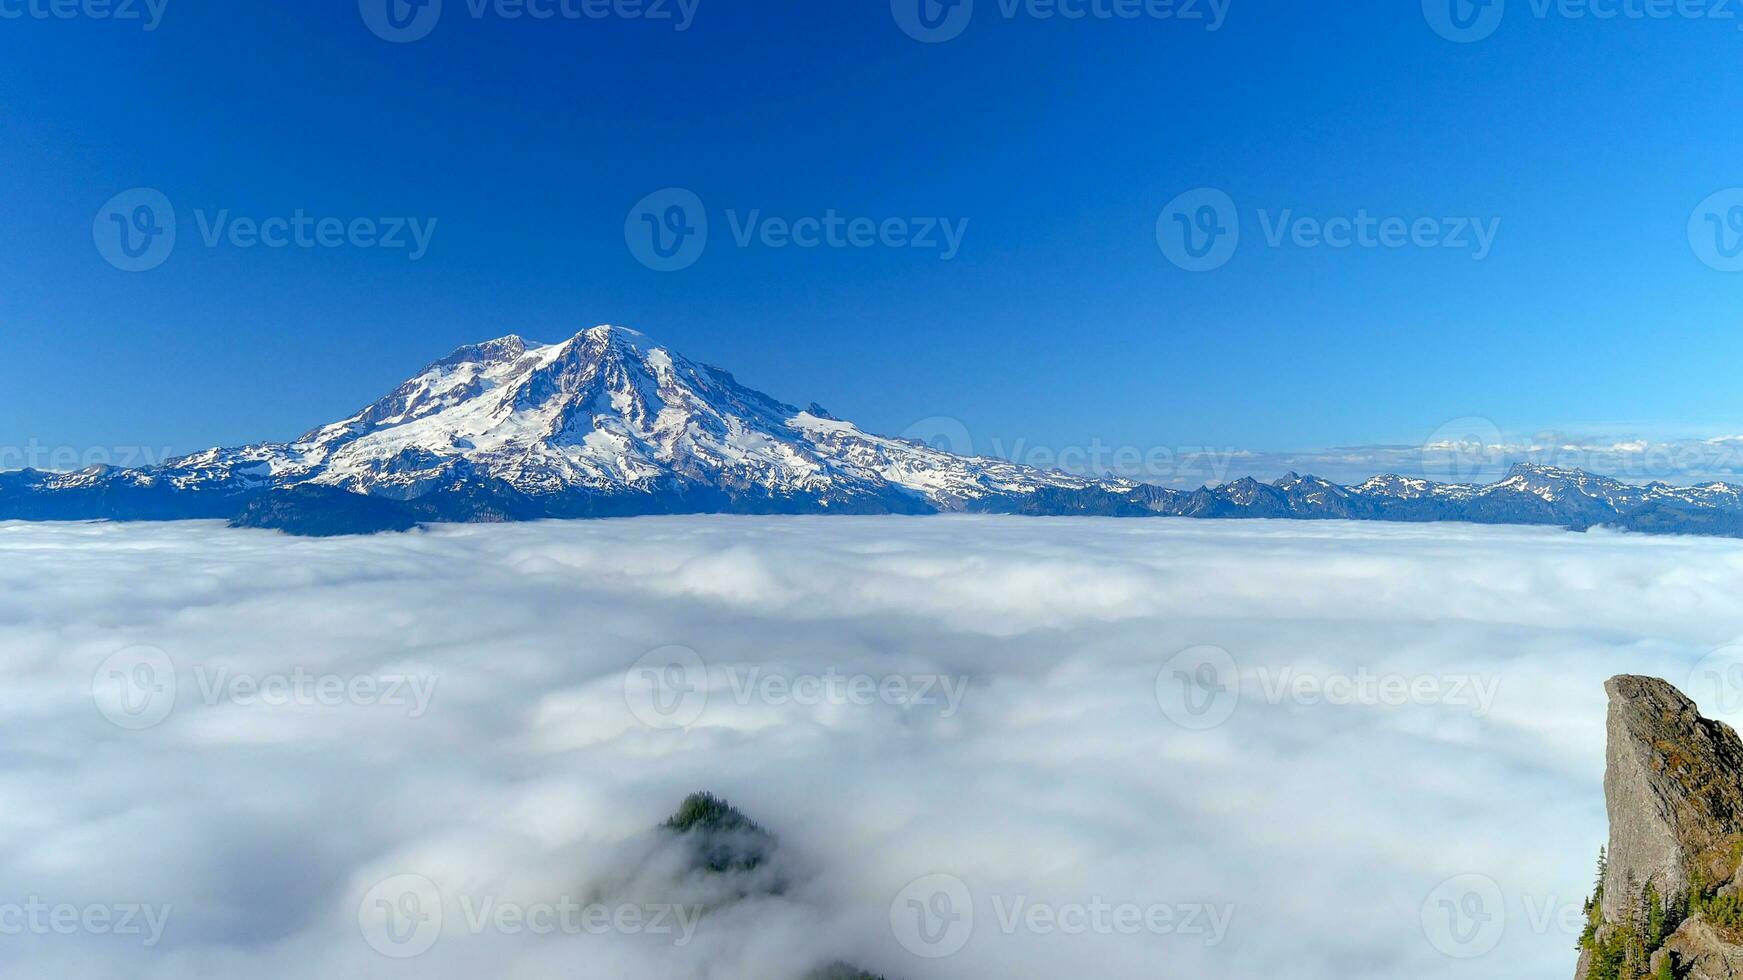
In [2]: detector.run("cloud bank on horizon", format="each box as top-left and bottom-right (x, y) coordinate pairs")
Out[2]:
(972, 427), (1743, 489)
(6, 516), (1743, 979)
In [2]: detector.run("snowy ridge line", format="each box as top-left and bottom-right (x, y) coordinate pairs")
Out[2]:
(6, 325), (1743, 537)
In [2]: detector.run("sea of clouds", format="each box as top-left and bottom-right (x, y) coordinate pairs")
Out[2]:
(6, 515), (1743, 979)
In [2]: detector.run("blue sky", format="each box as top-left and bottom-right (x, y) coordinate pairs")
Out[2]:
(2, 0), (1741, 476)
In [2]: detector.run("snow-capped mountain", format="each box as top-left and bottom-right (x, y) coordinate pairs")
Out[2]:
(8, 324), (1743, 537)
(4, 326), (1102, 531)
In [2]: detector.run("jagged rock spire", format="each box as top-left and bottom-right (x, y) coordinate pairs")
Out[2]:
(1602, 675), (1743, 918)
(1577, 676), (1743, 979)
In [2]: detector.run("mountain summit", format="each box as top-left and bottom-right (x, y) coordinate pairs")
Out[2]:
(8, 325), (1743, 536)
(6, 326), (1102, 531)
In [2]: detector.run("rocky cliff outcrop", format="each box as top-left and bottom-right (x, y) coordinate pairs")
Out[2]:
(1576, 676), (1743, 979)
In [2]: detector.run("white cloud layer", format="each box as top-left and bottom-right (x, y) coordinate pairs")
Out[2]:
(5, 515), (1743, 979)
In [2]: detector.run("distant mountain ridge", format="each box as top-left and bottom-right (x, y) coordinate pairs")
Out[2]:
(7, 325), (1743, 537)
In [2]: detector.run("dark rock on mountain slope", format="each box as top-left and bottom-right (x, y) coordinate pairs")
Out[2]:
(230, 486), (425, 536)
(10, 325), (1743, 537)
(1575, 677), (1743, 980)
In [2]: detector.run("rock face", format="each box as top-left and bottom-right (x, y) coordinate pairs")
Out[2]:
(1577, 676), (1743, 979)
(1603, 676), (1743, 919)
(1662, 916), (1743, 979)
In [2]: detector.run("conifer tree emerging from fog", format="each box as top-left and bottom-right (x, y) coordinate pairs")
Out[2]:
(659, 793), (895, 980)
